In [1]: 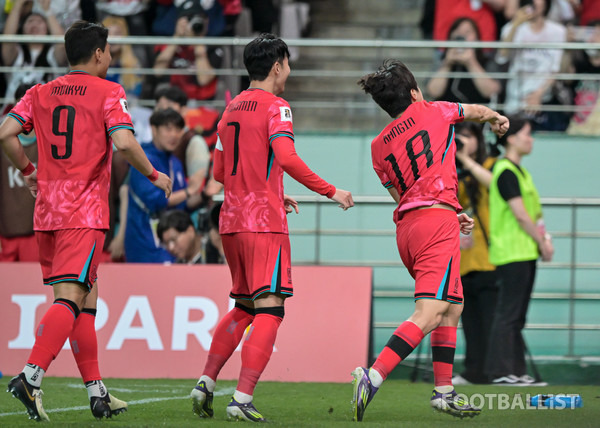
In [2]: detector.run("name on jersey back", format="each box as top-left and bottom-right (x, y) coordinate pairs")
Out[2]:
(383, 117), (416, 144)
(227, 100), (257, 112)
(50, 85), (88, 96)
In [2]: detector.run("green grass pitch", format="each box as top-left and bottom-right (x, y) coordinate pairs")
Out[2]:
(1, 377), (599, 427)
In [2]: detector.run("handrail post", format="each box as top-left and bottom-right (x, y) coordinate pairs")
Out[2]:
(567, 203), (577, 357)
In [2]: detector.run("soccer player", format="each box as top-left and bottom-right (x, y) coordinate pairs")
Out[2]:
(351, 59), (509, 421)
(0, 21), (172, 421)
(190, 33), (354, 422)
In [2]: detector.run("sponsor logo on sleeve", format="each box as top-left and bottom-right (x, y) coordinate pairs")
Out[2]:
(280, 106), (292, 122)
(120, 98), (129, 114)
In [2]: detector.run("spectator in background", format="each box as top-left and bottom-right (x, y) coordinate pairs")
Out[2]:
(0, 83), (38, 262)
(153, 1), (224, 101)
(157, 208), (223, 264)
(575, 0), (600, 26)
(432, 0), (506, 44)
(505, 0), (577, 24)
(2, 0), (67, 112)
(452, 122), (498, 385)
(566, 20), (600, 135)
(157, 209), (205, 264)
(95, 0), (152, 67)
(30, 0), (82, 28)
(496, 0), (568, 130)
(485, 115), (553, 385)
(426, 17), (502, 104)
(103, 15), (143, 97)
(154, 85), (212, 186)
(124, 108), (203, 263)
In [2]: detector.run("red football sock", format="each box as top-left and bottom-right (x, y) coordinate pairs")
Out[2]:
(372, 321), (424, 380)
(28, 299), (80, 371)
(236, 310), (283, 395)
(69, 308), (101, 383)
(431, 326), (457, 387)
(203, 305), (255, 381)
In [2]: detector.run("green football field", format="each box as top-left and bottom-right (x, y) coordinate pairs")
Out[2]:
(0, 377), (598, 427)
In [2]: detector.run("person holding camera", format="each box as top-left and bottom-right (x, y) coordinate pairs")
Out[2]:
(426, 17), (502, 104)
(153, 0), (224, 101)
(496, 0), (568, 129)
(452, 122), (499, 385)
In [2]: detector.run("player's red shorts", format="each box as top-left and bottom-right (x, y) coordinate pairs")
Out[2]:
(0, 235), (39, 262)
(221, 232), (293, 300)
(396, 208), (463, 304)
(37, 228), (106, 289)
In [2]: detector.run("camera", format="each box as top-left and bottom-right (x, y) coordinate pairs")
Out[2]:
(451, 35), (466, 54)
(455, 136), (469, 179)
(177, 0), (207, 35)
(188, 14), (205, 35)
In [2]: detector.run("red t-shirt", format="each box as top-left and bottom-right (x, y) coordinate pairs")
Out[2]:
(215, 88), (334, 234)
(371, 100), (464, 221)
(9, 71), (134, 231)
(433, 0), (497, 42)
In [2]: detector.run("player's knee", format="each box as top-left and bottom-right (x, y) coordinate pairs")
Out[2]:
(255, 305), (285, 320)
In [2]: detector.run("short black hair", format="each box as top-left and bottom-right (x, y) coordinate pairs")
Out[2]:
(64, 20), (109, 66)
(154, 85), (188, 107)
(149, 108), (185, 129)
(15, 83), (35, 102)
(157, 210), (193, 242)
(243, 33), (290, 81)
(358, 59), (419, 118)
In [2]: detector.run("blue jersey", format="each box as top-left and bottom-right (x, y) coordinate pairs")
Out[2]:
(124, 143), (186, 263)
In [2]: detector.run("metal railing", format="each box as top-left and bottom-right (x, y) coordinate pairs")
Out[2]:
(280, 195), (600, 357)
(1, 35), (599, 115)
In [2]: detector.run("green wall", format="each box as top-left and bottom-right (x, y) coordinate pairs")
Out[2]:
(284, 132), (600, 358)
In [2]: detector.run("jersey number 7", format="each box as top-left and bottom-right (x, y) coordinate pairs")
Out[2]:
(227, 121), (241, 176)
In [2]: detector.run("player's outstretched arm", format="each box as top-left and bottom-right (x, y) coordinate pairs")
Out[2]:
(111, 129), (173, 198)
(461, 104), (509, 137)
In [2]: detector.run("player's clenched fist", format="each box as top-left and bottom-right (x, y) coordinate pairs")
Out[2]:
(153, 171), (173, 198)
(331, 188), (354, 211)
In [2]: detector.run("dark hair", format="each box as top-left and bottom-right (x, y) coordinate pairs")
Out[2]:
(455, 122), (488, 210)
(358, 59), (419, 118)
(519, 0), (550, 16)
(149, 108), (185, 129)
(493, 114), (530, 154)
(243, 33), (290, 81)
(447, 17), (481, 41)
(445, 17), (488, 69)
(15, 82), (35, 101)
(154, 85), (188, 107)
(157, 210), (193, 242)
(64, 21), (109, 66)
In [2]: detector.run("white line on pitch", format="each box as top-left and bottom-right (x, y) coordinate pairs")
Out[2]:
(0, 387), (235, 418)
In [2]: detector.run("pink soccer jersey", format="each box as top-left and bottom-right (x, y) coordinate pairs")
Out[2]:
(9, 71), (134, 231)
(215, 88), (296, 234)
(371, 100), (465, 219)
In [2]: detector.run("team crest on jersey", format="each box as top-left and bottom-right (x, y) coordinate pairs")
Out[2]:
(120, 98), (129, 114)
(279, 106), (292, 122)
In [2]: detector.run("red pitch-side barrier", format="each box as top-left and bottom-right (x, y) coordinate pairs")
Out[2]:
(0, 263), (372, 382)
